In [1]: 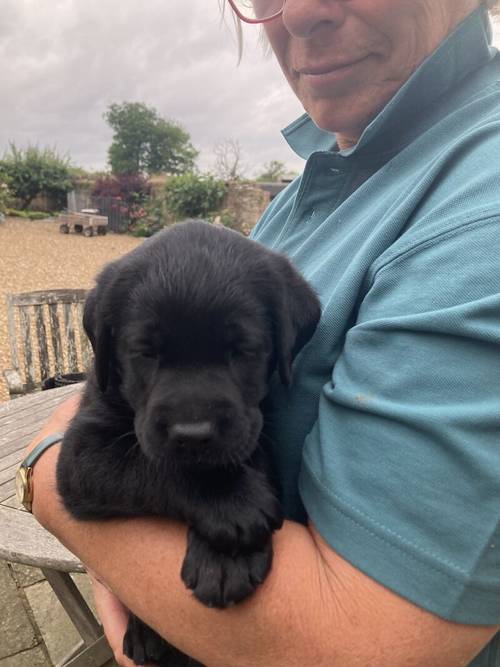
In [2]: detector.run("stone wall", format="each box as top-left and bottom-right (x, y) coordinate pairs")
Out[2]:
(222, 181), (271, 235)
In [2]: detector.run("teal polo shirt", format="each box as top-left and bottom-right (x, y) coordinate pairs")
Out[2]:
(252, 6), (500, 664)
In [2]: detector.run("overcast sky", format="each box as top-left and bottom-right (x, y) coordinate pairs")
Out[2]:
(1, 2), (499, 178)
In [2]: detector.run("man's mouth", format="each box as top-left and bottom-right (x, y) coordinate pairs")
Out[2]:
(294, 56), (366, 77)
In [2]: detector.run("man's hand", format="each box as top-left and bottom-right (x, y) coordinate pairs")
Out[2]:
(90, 575), (157, 667)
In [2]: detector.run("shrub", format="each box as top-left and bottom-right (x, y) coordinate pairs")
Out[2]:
(6, 208), (51, 220)
(0, 182), (11, 215)
(92, 174), (152, 229)
(129, 197), (170, 238)
(209, 208), (237, 229)
(0, 144), (74, 210)
(164, 173), (227, 219)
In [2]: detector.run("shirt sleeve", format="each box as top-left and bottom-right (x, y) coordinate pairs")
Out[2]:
(299, 217), (500, 625)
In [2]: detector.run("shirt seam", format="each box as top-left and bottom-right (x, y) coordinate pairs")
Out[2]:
(302, 454), (499, 592)
(369, 212), (500, 286)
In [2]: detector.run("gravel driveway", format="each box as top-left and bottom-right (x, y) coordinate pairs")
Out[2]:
(0, 217), (143, 402)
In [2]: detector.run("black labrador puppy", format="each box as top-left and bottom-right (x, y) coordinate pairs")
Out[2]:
(56, 221), (321, 665)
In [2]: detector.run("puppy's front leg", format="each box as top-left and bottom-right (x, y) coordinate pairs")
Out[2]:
(189, 463), (283, 554)
(180, 464), (283, 608)
(57, 401), (169, 520)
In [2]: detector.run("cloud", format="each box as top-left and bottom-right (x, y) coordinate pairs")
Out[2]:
(0, 3), (498, 178)
(0, 0), (303, 175)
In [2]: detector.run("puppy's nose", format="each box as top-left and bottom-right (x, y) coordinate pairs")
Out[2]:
(169, 421), (215, 446)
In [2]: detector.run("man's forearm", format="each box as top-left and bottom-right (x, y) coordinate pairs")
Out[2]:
(32, 444), (498, 667)
(32, 445), (331, 667)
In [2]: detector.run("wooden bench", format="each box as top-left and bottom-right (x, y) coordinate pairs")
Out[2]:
(0, 383), (114, 666)
(3, 289), (92, 399)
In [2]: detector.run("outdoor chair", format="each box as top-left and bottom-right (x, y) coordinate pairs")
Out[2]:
(1, 291), (115, 663)
(3, 289), (92, 399)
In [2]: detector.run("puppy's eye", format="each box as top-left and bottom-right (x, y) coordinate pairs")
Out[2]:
(229, 345), (261, 361)
(131, 348), (157, 360)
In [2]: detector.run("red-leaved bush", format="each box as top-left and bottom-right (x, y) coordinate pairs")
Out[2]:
(91, 174), (152, 227)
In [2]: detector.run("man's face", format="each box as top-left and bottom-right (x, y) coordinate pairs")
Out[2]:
(264, 0), (480, 146)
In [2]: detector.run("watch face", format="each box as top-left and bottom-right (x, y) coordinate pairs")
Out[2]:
(16, 466), (28, 504)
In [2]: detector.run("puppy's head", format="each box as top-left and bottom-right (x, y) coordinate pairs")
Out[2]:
(84, 222), (320, 469)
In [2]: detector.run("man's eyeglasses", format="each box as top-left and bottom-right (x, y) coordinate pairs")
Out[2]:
(227, 0), (284, 24)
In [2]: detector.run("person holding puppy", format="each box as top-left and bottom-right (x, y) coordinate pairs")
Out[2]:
(22, 0), (500, 665)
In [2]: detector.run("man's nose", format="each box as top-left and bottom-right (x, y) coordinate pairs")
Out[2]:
(280, 0), (347, 39)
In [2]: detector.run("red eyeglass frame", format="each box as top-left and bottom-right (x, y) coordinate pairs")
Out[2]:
(227, 0), (284, 24)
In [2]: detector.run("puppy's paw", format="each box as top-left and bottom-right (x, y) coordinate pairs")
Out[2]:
(195, 492), (283, 554)
(181, 529), (273, 608)
(123, 613), (169, 665)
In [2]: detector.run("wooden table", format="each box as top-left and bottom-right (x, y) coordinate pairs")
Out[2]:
(0, 384), (114, 667)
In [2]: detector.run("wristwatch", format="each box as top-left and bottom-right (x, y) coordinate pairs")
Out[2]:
(16, 433), (65, 512)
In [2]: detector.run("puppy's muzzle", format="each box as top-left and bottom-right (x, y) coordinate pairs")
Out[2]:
(143, 397), (249, 466)
(148, 392), (235, 439)
(135, 366), (260, 466)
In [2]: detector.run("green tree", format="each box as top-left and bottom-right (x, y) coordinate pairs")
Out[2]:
(0, 144), (74, 210)
(256, 160), (287, 182)
(105, 102), (198, 176)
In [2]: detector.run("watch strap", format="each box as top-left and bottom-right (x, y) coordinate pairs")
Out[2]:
(21, 433), (65, 469)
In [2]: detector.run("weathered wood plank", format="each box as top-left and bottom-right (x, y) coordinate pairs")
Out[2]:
(35, 306), (51, 382)
(9, 289), (88, 307)
(0, 504), (84, 571)
(64, 303), (78, 373)
(75, 302), (93, 370)
(0, 478), (15, 503)
(61, 634), (113, 667)
(6, 293), (20, 376)
(0, 383), (81, 430)
(0, 435), (50, 464)
(0, 382), (80, 419)
(3, 368), (24, 396)
(2, 493), (23, 510)
(0, 458), (19, 484)
(19, 305), (36, 390)
(43, 570), (102, 642)
(0, 385), (82, 460)
(49, 303), (64, 375)
(0, 430), (41, 462)
(0, 449), (24, 473)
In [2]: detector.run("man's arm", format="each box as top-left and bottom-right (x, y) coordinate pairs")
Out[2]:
(29, 403), (497, 667)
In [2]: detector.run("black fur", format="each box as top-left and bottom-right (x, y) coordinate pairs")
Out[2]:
(56, 221), (321, 666)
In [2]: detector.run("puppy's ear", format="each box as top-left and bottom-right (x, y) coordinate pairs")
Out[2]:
(270, 257), (321, 386)
(83, 286), (114, 393)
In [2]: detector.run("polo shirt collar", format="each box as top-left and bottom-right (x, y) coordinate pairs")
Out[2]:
(282, 5), (495, 160)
